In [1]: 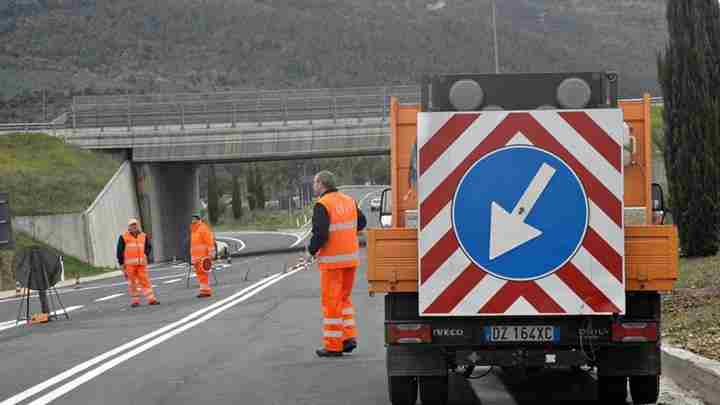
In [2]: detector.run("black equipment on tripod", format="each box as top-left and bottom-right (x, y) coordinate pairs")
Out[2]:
(14, 246), (69, 324)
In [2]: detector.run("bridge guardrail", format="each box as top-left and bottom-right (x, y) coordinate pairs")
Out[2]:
(3, 86), (657, 134)
(0, 122), (64, 133)
(70, 87), (421, 130)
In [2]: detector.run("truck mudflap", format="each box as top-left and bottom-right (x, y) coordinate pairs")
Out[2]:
(597, 343), (661, 376)
(387, 345), (447, 377)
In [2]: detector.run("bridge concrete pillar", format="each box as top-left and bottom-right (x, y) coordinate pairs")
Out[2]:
(134, 163), (199, 263)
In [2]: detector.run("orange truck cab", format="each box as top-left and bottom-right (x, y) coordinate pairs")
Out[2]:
(367, 73), (677, 405)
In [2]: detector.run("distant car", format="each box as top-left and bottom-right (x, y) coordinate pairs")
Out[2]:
(370, 197), (381, 211)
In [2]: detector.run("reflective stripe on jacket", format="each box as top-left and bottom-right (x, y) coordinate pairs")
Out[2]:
(317, 192), (359, 270)
(123, 232), (148, 266)
(191, 221), (216, 264)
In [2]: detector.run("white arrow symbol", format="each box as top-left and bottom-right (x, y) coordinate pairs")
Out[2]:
(489, 163), (556, 260)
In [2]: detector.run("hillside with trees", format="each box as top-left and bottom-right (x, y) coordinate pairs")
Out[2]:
(1, 0), (666, 122)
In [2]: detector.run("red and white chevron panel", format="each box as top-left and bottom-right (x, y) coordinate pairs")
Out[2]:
(418, 110), (625, 316)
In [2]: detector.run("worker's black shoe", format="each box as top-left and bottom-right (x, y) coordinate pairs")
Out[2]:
(342, 338), (357, 353)
(149, 300), (160, 305)
(130, 303), (140, 308)
(316, 348), (343, 358)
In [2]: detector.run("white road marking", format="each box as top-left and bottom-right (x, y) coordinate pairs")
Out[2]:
(0, 272), (294, 405)
(94, 294), (124, 303)
(223, 231), (303, 249)
(0, 306), (84, 332)
(163, 279), (182, 285)
(2, 270), (302, 405)
(0, 272), (188, 305)
(215, 236), (246, 253)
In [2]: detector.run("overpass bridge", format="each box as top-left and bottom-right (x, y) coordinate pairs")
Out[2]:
(65, 85), (420, 162)
(49, 86), (420, 264)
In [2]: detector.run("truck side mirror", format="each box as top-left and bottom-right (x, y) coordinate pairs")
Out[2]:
(651, 183), (666, 225)
(379, 188), (392, 228)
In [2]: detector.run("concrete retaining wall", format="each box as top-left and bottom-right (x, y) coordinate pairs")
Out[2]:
(13, 213), (90, 262)
(12, 161), (140, 269)
(84, 161), (140, 268)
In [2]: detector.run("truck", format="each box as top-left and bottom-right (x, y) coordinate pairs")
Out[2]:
(366, 72), (678, 405)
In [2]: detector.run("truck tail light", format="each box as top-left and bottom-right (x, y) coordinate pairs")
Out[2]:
(611, 322), (658, 342)
(388, 323), (432, 344)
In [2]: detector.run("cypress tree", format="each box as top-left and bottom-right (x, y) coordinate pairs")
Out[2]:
(232, 174), (243, 220)
(207, 165), (220, 225)
(658, 0), (720, 256)
(246, 164), (256, 210)
(254, 166), (266, 210)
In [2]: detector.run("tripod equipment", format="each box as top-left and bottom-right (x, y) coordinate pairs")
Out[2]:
(15, 246), (69, 324)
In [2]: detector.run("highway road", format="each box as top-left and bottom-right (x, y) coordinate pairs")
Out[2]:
(0, 187), (704, 404)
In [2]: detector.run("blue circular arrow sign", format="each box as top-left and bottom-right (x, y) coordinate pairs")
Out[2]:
(452, 145), (588, 281)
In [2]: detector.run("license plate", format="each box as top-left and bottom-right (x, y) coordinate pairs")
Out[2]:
(485, 325), (558, 343)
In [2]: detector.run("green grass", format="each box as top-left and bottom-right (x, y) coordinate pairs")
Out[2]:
(0, 133), (120, 216)
(214, 206), (313, 232)
(14, 232), (114, 278)
(662, 253), (720, 361)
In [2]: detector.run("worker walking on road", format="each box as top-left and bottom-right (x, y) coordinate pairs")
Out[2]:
(190, 212), (216, 298)
(116, 218), (159, 307)
(308, 171), (367, 357)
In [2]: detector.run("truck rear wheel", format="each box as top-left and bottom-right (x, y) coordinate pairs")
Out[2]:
(630, 375), (660, 404)
(418, 375), (449, 405)
(388, 376), (417, 405)
(598, 376), (628, 404)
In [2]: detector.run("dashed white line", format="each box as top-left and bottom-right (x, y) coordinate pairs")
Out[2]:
(163, 278), (182, 284)
(0, 270), (300, 405)
(94, 294), (124, 303)
(0, 306), (85, 332)
(0, 272), (189, 304)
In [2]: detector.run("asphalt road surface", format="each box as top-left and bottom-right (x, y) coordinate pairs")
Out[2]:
(0, 249), (704, 405)
(0, 188), (704, 404)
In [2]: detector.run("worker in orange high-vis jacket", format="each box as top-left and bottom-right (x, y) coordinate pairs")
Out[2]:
(308, 170), (367, 357)
(190, 212), (216, 298)
(116, 218), (159, 308)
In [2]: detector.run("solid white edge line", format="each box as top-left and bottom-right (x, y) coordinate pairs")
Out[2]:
(215, 236), (246, 253)
(0, 272), (194, 305)
(0, 306), (85, 333)
(0, 273), (283, 405)
(94, 294), (124, 303)
(27, 268), (304, 405)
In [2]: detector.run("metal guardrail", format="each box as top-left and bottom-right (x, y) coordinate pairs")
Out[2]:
(0, 122), (63, 133)
(1, 86), (665, 135)
(70, 86), (421, 130)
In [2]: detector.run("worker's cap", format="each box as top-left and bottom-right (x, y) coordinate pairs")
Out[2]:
(128, 218), (139, 226)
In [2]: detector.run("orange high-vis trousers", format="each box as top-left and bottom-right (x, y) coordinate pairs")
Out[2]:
(194, 260), (213, 295)
(125, 265), (157, 304)
(320, 266), (357, 352)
